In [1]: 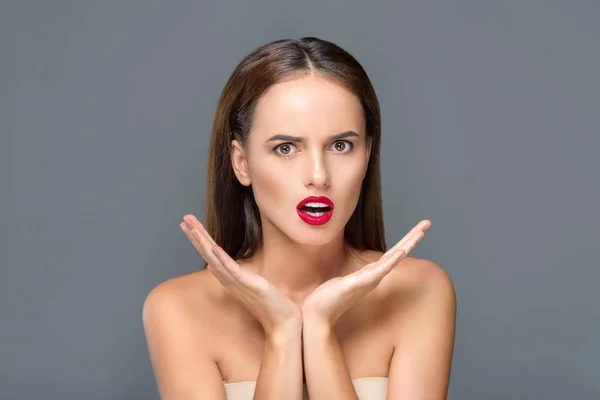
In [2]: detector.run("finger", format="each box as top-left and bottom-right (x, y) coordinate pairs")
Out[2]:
(180, 215), (223, 265)
(385, 220), (431, 256)
(183, 224), (253, 290)
(348, 249), (405, 292)
(180, 221), (236, 284)
(380, 231), (425, 272)
(182, 214), (200, 231)
(370, 248), (406, 278)
(180, 221), (212, 260)
(363, 247), (403, 271)
(352, 248), (404, 280)
(366, 224), (428, 277)
(361, 249), (398, 271)
(391, 220), (429, 250)
(211, 247), (253, 287)
(199, 233), (253, 287)
(396, 228), (426, 256)
(205, 249), (238, 288)
(180, 218), (267, 296)
(183, 215), (218, 246)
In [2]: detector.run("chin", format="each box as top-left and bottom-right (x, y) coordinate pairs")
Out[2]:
(290, 220), (346, 247)
(261, 210), (348, 247)
(293, 233), (336, 247)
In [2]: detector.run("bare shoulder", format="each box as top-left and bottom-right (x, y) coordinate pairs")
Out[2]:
(355, 249), (456, 309)
(143, 269), (220, 325)
(142, 267), (236, 346)
(368, 256), (456, 397)
(142, 270), (228, 399)
(389, 255), (455, 301)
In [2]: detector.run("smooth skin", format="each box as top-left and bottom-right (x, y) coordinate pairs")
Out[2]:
(143, 74), (456, 399)
(144, 218), (455, 399)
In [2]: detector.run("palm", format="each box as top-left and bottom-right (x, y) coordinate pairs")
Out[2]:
(305, 276), (343, 305)
(181, 214), (302, 336)
(301, 268), (377, 322)
(301, 220), (431, 324)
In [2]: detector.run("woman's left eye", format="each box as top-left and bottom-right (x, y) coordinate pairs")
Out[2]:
(329, 140), (354, 153)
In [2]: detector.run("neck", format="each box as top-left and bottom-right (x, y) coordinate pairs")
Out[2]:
(249, 221), (352, 304)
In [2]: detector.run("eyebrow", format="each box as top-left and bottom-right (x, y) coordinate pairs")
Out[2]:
(265, 131), (360, 143)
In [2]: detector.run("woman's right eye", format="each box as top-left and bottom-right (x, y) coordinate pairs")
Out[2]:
(273, 143), (298, 157)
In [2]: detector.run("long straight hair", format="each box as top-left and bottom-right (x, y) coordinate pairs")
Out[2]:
(205, 37), (386, 261)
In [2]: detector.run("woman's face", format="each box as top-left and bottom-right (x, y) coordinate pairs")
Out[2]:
(231, 74), (371, 246)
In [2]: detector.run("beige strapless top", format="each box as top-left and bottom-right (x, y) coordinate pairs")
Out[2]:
(224, 377), (388, 399)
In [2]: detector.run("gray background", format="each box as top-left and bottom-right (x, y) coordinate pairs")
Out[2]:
(2, 1), (599, 399)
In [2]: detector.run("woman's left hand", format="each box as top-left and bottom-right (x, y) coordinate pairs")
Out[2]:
(301, 220), (432, 327)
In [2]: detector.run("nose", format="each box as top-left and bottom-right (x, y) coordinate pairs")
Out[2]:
(304, 150), (330, 188)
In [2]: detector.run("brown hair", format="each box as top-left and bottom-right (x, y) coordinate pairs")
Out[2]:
(205, 37), (386, 261)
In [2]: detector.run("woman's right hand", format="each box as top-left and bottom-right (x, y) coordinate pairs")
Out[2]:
(180, 214), (303, 341)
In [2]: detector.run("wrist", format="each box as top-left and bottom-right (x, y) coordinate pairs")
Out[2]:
(302, 315), (333, 337)
(267, 324), (302, 346)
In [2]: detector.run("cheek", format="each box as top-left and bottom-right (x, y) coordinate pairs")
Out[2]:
(337, 156), (368, 186)
(347, 172), (366, 203)
(332, 160), (368, 209)
(247, 162), (292, 210)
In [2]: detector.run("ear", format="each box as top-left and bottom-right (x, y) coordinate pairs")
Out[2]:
(231, 139), (252, 186)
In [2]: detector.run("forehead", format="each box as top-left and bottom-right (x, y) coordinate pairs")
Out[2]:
(250, 74), (365, 138)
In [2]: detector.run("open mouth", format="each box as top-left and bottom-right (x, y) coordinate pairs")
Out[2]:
(296, 196), (335, 225)
(298, 203), (332, 217)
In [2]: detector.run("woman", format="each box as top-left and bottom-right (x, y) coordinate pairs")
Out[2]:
(143, 37), (456, 400)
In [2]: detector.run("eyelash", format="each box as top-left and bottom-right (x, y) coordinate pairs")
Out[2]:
(272, 140), (355, 158)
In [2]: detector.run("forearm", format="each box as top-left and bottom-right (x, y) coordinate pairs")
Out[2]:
(253, 331), (303, 400)
(302, 320), (359, 400)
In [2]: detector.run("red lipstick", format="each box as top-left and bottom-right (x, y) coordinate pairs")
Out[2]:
(296, 196), (335, 226)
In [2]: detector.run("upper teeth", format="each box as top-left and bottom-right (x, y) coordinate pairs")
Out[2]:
(305, 202), (328, 207)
